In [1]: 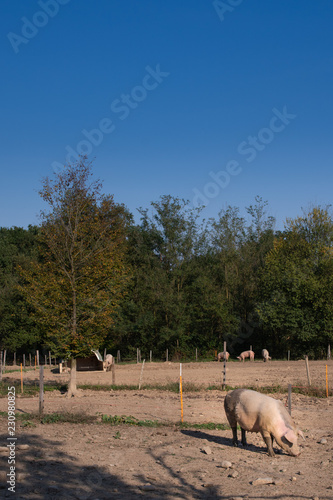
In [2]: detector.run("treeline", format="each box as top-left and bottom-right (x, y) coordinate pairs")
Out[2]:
(1, 195), (332, 360)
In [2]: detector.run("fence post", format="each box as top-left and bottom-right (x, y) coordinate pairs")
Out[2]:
(166, 349), (168, 362)
(138, 359), (145, 390)
(195, 348), (198, 362)
(39, 365), (44, 418)
(328, 344), (331, 360)
(305, 356), (311, 386)
(117, 350), (120, 363)
(23, 354), (26, 369)
(288, 384), (292, 415)
(3, 350), (6, 371)
(14, 352), (16, 366)
(222, 341), (227, 390)
(49, 351), (52, 366)
(45, 355), (47, 366)
(111, 362), (116, 385)
(150, 350), (152, 362)
(0, 351), (2, 381)
(288, 350), (290, 361)
(29, 353), (32, 367)
(36, 350), (39, 366)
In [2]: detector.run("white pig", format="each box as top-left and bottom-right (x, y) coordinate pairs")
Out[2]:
(237, 350), (255, 362)
(262, 349), (271, 362)
(103, 354), (114, 372)
(217, 351), (230, 362)
(224, 388), (304, 457)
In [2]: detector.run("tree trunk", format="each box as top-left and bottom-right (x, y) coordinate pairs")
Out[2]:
(67, 358), (78, 397)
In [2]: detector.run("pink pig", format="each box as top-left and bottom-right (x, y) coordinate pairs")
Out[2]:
(217, 351), (230, 362)
(224, 389), (304, 457)
(237, 350), (255, 362)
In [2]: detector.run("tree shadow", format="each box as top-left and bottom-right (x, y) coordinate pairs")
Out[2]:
(1, 432), (141, 499)
(0, 428), (330, 500)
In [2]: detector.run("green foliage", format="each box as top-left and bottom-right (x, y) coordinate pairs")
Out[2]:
(257, 206), (333, 357)
(19, 159), (131, 360)
(0, 226), (42, 351)
(1, 186), (332, 360)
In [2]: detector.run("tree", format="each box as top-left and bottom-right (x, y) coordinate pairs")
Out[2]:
(20, 159), (130, 395)
(113, 195), (207, 358)
(0, 226), (40, 353)
(206, 198), (275, 353)
(257, 206), (333, 357)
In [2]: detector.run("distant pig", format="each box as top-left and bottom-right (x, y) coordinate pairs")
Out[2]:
(237, 350), (255, 362)
(224, 389), (304, 457)
(217, 351), (230, 362)
(262, 349), (271, 362)
(103, 354), (114, 372)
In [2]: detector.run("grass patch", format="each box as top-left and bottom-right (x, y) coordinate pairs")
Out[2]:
(0, 381), (67, 397)
(0, 410), (230, 430)
(1, 380), (330, 398)
(41, 412), (96, 424)
(177, 421), (229, 431)
(102, 414), (162, 427)
(79, 382), (203, 393)
(78, 384), (138, 391)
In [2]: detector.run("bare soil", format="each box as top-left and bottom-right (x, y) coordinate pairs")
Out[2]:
(0, 360), (332, 499)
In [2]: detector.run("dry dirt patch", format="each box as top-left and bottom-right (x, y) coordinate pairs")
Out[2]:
(0, 360), (332, 499)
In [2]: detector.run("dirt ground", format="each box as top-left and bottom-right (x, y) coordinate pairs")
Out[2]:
(0, 360), (332, 499)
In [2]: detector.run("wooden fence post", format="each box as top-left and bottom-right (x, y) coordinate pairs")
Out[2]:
(36, 350), (39, 366)
(39, 365), (44, 418)
(14, 352), (16, 366)
(3, 350), (6, 371)
(29, 353), (32, 367)
(138, 360), (145, 390)
(195, 348), (198, 362)
(328, 344), (331, 360)
(166, 349), (168, 362)
(222, 341), (227, 390)
(288, 384), (292, 415)
(150, 350), (152, 362)
(117, 350), (120, 363)
(288, 350), (290, 361)
(305, 356), (311, 386)
(23, 354), (26, 369)
(111, 362), (116, 385)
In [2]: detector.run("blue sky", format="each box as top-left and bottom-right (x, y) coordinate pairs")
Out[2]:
(1, 0), (333, 230)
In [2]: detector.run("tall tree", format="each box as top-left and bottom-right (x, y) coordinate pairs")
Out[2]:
(113, 195), (206, 358)
(257, 206), (333, 357)
(20, 159), (130, 395)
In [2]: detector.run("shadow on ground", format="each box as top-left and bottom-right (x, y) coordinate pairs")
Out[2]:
(0, 430), (330, 500)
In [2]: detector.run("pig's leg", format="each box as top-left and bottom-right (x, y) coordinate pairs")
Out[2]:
(241, 428), (247, 447)
(262, 431), (275, 457)
(231, 426), (238, 446)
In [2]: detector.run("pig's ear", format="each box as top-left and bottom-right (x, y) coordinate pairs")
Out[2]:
(298, 429), (305, 441)
(281, 435), (293, 448)
(282, 428), (297, 447)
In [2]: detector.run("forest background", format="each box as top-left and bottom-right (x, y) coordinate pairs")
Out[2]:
(1, 160), (332, 363)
